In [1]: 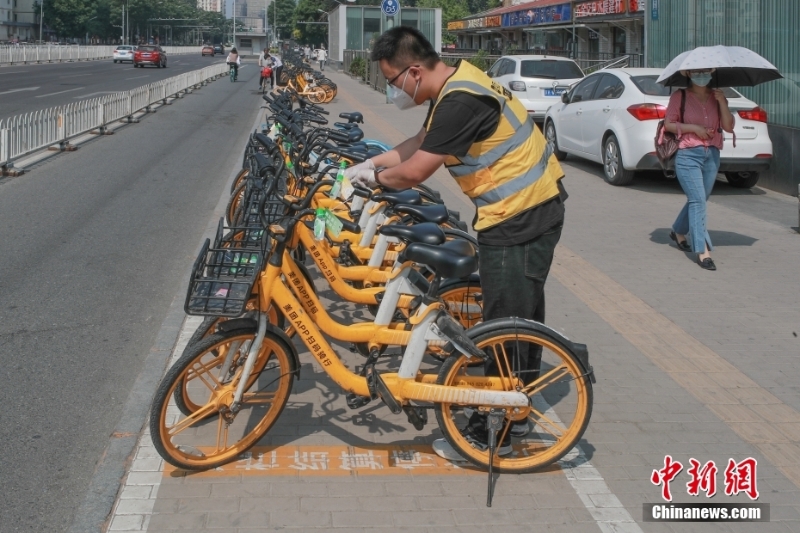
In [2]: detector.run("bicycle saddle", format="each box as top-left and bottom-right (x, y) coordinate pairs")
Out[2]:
(394, 203), (449, 225)
(372, 190), (422, 206)
(334, 122), (358, 130)
(400, 239), (478, 279)
(379, 222), (445, 246)
(339, 112), (364, 124)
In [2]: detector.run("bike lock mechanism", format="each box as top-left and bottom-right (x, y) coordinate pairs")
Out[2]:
(431, 312), (487, 360)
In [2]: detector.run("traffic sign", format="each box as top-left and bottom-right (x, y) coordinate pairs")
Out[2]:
(381, 0), (399, 17)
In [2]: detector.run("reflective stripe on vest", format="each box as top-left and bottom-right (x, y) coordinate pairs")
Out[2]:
(426, 60), (564, 231)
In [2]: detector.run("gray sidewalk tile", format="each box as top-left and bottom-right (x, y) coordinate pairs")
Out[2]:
(268, 510), (332, 528)
(205, 511), (269, 529)
(330, 510), (396, 527)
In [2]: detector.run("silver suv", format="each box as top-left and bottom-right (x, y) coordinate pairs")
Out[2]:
(487, 55), (585, 122)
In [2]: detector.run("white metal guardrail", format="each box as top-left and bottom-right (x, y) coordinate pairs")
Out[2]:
(0, 45), (203, 66)
(0, 62), (227, 171)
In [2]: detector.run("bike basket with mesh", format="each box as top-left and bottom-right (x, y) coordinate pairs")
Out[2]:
(184, 235), (263, 317)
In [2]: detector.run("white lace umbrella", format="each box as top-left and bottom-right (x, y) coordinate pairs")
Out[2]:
(657, 45), (782, 87)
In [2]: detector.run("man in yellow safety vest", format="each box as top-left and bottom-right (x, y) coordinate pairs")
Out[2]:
(346, 27), (568, 461)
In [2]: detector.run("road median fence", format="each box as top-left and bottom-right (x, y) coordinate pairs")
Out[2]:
(0, 45), (201, 66)
(0, 62), (228, 173)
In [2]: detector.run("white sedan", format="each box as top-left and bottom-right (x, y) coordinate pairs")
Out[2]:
(544, 68), (773, 188)
(113, 45), (136, 63)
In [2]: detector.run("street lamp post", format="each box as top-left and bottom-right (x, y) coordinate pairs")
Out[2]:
(39, 0), (43, 43)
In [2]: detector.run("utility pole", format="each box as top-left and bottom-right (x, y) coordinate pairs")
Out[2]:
(39, 0), (43, 43)
(233, 0), (236, 48)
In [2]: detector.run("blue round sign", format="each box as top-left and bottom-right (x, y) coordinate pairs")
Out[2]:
(381, 0), (399, 17)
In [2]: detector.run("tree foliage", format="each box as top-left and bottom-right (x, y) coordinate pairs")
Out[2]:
(266, 0), (297, 40)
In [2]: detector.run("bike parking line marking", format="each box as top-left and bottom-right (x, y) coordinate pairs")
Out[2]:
(551, 245), (800, 490)
(35, 86), (85, 98)
(0, 86), (39, 95)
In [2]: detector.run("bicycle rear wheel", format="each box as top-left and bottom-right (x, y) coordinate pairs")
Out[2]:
(434, 321), (592, 473)
(151, 328), (295, 470)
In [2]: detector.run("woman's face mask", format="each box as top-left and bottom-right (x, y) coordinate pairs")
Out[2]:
(690, 72), (713, 87)
(388, 70), (420, 110)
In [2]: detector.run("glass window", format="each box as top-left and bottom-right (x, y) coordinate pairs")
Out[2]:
(400, 9), (418, 30)
(570, 75), (601, 103)
(363, 8), (381, 50)
(630, 75), (740, 99)
(593, 74), (625, 99)
(520, 59), (583, 80)
(487, 59), (503, 78)
(346, 7), (363, 50)
(419, 9), (435, 45)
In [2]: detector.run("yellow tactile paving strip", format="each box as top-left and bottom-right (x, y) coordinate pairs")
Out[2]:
(162, 444), (565, 478)
(551, 245), (800, 488)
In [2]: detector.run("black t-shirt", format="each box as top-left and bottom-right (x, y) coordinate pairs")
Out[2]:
(420, 91), (567, 246)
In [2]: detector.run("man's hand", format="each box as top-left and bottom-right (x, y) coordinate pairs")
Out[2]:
(349, 169), (379, 189)
(343, 159), (375, 180)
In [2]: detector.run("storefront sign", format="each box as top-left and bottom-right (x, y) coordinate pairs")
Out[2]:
(502, 3), (571, 28)
(575, 0), (625, 17)
(651, 0), (659, 20)
(629, 0), (644, 12)
(447, 20), (465, 30)
(467, 18), (484, 29)
(485, 15), (501, 27)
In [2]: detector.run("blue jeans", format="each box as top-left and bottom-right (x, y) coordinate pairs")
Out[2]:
(672, 146), (720, 253)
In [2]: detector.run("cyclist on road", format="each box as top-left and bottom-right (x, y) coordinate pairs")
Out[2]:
(345, 26), (568, 462)
(226, 47), (240, 81)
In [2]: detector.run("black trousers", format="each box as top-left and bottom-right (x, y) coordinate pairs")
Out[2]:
(478, 223), (563, 385)
(274, 65), (283, 86)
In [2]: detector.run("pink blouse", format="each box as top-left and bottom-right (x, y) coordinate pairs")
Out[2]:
(665, 90), (734, 150)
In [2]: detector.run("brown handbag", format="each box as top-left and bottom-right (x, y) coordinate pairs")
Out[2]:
(654, 89), (686, 170)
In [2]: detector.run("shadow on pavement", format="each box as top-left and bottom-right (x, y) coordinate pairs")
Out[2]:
(650, 227), (759, 247)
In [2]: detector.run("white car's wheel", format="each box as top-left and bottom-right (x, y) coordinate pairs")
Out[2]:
(544, 120), (567, 161)
(602, 135), (635, 186)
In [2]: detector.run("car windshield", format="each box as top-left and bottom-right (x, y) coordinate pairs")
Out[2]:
(138, 46), (157, 52)
(520, 60), (583, 80)
(631, 75), (741, 98)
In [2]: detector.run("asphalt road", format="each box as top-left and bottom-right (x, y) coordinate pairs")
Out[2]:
(0, 53), (227, 121)
(0, 64), (262, 532)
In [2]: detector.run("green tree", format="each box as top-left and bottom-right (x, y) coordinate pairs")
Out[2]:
(293, 0), (330, 46)
(267, 0), (296, 40)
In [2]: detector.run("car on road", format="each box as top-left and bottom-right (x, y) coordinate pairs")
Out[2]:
(544, 68), (773, 188)
(213, 44), (224, 56)
(113, 45), (136, 63)
(134, 45), (167, 68)
(202, 45), (215, 57)
(486, 55), (585, 122)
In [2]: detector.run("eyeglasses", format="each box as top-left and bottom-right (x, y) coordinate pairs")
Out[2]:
(386, 64), (418, 86)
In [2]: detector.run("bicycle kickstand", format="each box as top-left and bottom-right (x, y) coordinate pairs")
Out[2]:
(485, 409), (505, 507)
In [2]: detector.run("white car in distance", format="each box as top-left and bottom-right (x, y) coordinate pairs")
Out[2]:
(543, 68), (773, 188)
(113, 45), (136, 63)
(487, 55), (585, 122)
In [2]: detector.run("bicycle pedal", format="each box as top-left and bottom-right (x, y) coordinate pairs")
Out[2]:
(373, 372), (402, 414)
(403, 405), (428, 430)
(346, 393), (372, 410)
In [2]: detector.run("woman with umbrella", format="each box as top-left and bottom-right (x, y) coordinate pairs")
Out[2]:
(663, 68), (734, 270)
(658, 46), (781, 271)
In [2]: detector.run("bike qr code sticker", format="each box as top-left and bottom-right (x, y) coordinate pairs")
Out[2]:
(340, 176), (355, 200)
(325, 209), (343, 237)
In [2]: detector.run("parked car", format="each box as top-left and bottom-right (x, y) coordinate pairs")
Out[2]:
(213, 44), (224, 55)
(486, 55), (585, 122)
(113, 45), (136, 63)
(134, 45), (167, 68)
(202, 45), (215, 57)
(543, 68), (773, 188)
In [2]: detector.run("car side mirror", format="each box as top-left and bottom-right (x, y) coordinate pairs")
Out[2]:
(561, 92), (570, 104)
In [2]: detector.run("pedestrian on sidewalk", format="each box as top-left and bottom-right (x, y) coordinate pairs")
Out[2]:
(664, 68), (735, 271)
(271, 53), (284, 87)
(344, 26), (568, 461)
(317, 47), (327, 71)
(258, 49), (273, 90)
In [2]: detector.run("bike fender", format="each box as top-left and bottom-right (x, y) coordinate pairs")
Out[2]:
(265, 323), (302, 379)
(466, 317), (595, 382)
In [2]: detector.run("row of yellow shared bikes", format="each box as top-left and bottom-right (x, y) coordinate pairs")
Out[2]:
(148, 89), (595, 503)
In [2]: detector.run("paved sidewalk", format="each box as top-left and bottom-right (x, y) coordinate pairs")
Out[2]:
(105, 68), (800, 533)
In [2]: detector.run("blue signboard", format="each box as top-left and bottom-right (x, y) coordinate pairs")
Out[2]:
(502, 3), (572, 28)
(381, 0), (399, 17)
(652, 0), (659, 20)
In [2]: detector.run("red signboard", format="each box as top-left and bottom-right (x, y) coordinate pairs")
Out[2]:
(575, 0), (625, 17)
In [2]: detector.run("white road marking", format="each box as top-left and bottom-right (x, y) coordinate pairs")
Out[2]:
(0, 70), (25, 75)
(0, 86), (40, 95)
(126, 75), (150, 80)
(59, 73), (93, 79)
(35, 87), (85, 98)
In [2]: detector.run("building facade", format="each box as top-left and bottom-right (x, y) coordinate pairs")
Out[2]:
(0, 0), (38, 43)
(329, 5), (442, 62)
(449, 0), (644, 66)
(647, 0), (799, 194)
(198, 0), (225, 14)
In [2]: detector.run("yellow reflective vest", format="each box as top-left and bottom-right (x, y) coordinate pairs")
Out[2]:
(425, 60), (564, 231)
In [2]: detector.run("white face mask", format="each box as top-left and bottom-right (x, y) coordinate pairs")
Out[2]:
(691, 73), (713, 87)
(388, 70), (420, 110)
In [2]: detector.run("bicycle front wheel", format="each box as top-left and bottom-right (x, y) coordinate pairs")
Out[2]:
(150, 328), (295, 470)
(434, 322), (592, 473)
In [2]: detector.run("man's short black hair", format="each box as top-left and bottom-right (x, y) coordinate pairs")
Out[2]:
(370, 26), (439, 69)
